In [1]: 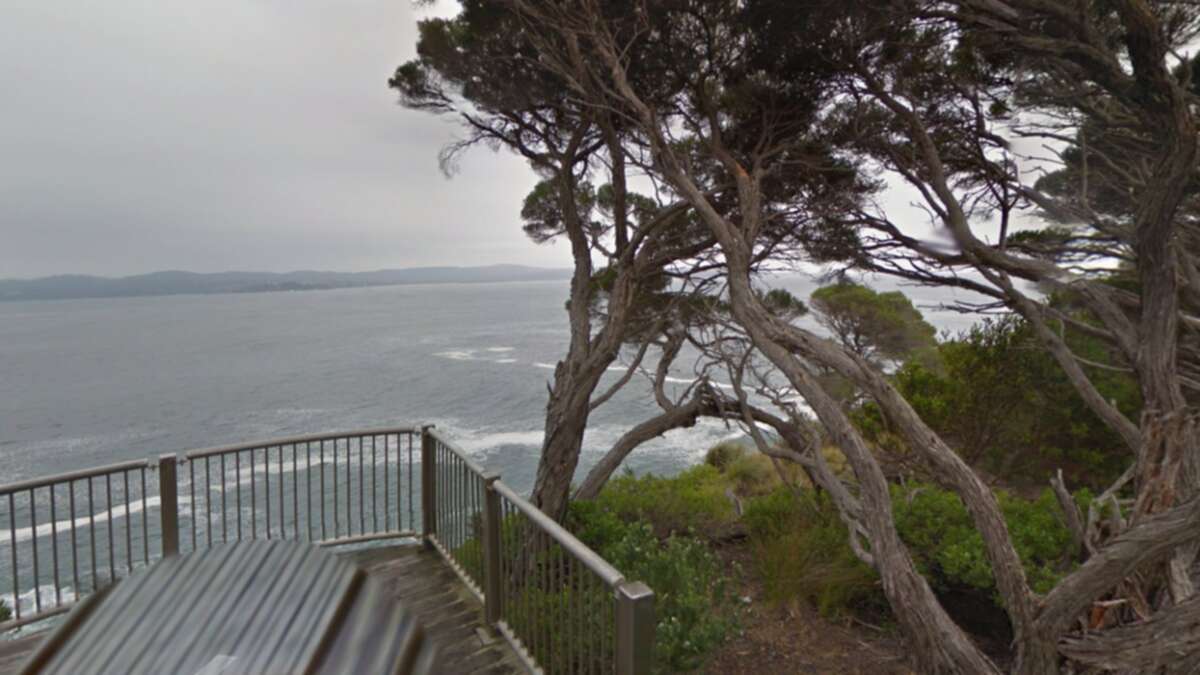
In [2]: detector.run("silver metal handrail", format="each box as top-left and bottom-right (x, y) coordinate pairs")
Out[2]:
(423, 428), (654, 674)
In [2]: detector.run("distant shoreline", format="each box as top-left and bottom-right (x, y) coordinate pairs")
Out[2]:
(0, 265), (573, 303)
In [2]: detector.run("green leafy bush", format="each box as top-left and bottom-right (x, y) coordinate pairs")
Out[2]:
(569, 487), (736, 671)
(0, 598), (10, 623)
(892, 483), (1086, 596)
(703, 441), (745, 471)
(743, 488), (882, 616)
(603, 523), (734, 671)
(591, 465), (735, 536)
(868, 316), (1139, 488)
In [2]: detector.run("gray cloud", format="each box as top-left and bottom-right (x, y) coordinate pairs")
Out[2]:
(0, 0), (561, 278)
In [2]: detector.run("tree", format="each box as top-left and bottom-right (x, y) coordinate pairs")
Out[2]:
(392, 1), (733, 520)
(877, 316), (1139, 487)
(810, 280), (936, 368)
(499, 0), (1200, 672)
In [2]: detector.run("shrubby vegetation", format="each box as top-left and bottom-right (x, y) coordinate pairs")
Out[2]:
(568, 474), (736, 672)
(0, 598), (10, 623)
(856, 317), (1137, 488)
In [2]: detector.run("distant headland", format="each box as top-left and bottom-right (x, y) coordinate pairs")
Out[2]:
(0, 265), (573, 302)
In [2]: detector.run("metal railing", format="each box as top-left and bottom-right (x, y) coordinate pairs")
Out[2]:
(1, 425), (655, 673)
(1, 428), (420, 631)
(422, 428), (654, 674)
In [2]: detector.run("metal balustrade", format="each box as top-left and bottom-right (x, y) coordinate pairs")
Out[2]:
(1, 426), (655, 674)
(422, 428), (654, 674)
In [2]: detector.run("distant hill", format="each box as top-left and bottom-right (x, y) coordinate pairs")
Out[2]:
(0, 265), (573, 302)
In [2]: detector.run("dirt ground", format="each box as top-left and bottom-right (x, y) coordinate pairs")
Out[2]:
(702, 541), (916, 675)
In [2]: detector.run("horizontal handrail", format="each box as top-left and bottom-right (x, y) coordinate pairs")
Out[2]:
(0, 459), (153, 496)
(184, 426), (420, 460)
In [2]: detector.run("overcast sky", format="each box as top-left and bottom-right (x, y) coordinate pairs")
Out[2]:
(0, 0), (568, 279)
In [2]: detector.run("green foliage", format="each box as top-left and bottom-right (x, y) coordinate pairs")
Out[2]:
(569, 490), (736, 672)
(810, 281), (937, 366)
(725, 453), (790, 497)
(603, 524), (735, 672)
(892, 483), (1086, 597)
(587, 465), (736, 536)
(703, 441), (746, 471)
(759, 288), (808, 320)
(876, 316), (1138, 487)
(743, 489), (883, 616)
(0, 597), (10, 623)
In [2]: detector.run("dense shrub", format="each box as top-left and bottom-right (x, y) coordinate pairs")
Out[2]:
(589, 465), (736, 536)
(743, 488), (883, 616)
(0, 598), (9, 623)
(859, 317), (1139, 488)
(569, 477), (737, 671)
(703, 441), (745, 471)
(603, 523), (734, 671)
(893, 483), (1087, 596)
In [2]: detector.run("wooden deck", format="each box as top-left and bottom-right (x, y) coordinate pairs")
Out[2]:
(0, 543), (523, 675)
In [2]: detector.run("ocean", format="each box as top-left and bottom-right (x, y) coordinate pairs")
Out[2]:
(0, 274), (980, 620)
(0, 275), (980, 491)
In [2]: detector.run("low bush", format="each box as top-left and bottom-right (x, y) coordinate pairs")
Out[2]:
(590, 465), (736, 536)
(893, 483), (1087, 596)
(703, 441), (745, 471)
(743, 488), (883, 617)
(0, 598), (10, 623)
(603, 523), (735, 671)
(569, 481), (736, 672)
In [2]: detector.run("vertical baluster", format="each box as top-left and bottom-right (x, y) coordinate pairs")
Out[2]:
(140, 469), (148, 566)
(332, 439), (338, 539)
(69, 481), (79, 601)
(189, 461), (196, 551)
(251, 448), (257, 539)
(406, 432), (413, 532)
(345, 437), (351, 537)
(306, 442), (313, 541)
(123, 471), (132, 574)
(264, 447), (271, 540)
(31, 489), (40, 613)
(205, 457), (212, 548)
(358, 436), (365, 536)
(220, 454), (227, 543)
(49, 484), (60, 607)
(292, 444), (299, 540)
(371, 435), (377, 533)
(87, 479), (96, 592)
(105, 474), (114, 584)
(549, 532), (558, 672)
(9, 493), (20, 622)
(278, 446), (284, 539)
(320, 440), (328, 541)
(384, 435), (390, 532)
(235, 452), (243, 541)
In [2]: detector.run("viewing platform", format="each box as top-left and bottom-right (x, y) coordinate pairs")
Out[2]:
(0, 427), (655, 674)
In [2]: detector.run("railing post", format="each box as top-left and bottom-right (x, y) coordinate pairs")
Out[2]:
(420, 425), (436, 548)
(481, 471), (502, 627)
(158, 454), (180, 557)
(616, 580), (655, 675)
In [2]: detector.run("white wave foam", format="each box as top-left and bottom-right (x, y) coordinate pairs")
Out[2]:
(484, 347), (514, 353)
(532, 362), (556, 370)
(433, 350), (476, 361)
(453, 430), (545, 452)
(494, 358), (517, 364)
